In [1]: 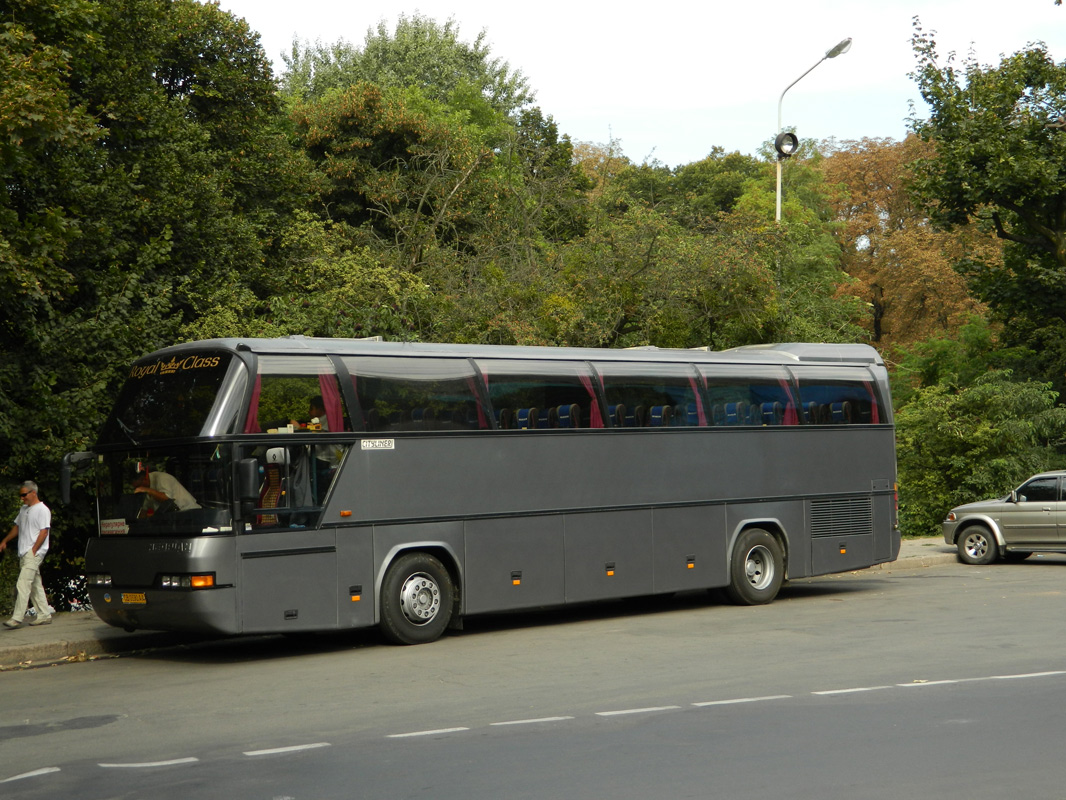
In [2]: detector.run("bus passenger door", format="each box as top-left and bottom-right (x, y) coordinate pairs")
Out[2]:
(236, 440), (347, 632)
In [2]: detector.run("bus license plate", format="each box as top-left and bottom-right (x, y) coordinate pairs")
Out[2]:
(122, 592), (147, 605)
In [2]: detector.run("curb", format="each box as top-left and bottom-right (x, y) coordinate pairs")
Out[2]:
(873, 551), (957, 571)
(0, 617), (198, 669)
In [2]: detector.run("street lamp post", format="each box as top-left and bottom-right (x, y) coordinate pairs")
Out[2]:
(775, 37), (852, 223)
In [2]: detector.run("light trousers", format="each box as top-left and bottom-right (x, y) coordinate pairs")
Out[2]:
(12, 551), (50, 622)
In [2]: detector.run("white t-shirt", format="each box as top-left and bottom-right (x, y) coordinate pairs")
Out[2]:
(13, 502), (51, 557)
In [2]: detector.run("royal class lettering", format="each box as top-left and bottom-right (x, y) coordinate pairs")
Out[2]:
(130, 355), (221, 380)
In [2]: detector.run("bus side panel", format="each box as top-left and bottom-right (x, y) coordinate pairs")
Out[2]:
(238, 529), (338, 633)
(334, 429), (896, 532)
(811, 534), (875, 575)
(336, 525), (376, 629)
(806, 490), (899, 576)
(652, 505), (729, 593)
(464, 516), (564, 615)
(563, 509), (653, 603)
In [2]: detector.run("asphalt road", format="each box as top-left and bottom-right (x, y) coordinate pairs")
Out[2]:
(4, 556), (1066, 799)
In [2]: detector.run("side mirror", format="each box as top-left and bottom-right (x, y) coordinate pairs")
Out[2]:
(237, 458), (260, 502)
(236, 457), (260, 521)
(61, 452), (94, 504)
(1009, 490), (1020, 504)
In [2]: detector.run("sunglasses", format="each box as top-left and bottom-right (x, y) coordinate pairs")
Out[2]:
(19, 491), (31, 497)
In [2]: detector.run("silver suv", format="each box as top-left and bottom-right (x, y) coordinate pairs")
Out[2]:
(943, 471), (1066, 564)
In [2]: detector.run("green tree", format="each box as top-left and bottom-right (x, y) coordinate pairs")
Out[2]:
(185, 212), (432, 341)
(730, 148), (868, 345)
(606, 148), (762, 230)
(290, 80), (597, 346)
(908, 23), (1066, 387)
(889, 317), (1034, 407)
(909, 24), (1066, 266)
(895, 370), (1066, 536)
(0, 0), (305, 599)
(282, 13), (532, 118)
(294, 82), (499, 268)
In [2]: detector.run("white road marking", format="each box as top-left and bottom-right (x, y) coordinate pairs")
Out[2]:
(595, 705), (681, 717)
(63, 667), (1066, 777)
(491, 716), (575, 726)
(897, 680), (961, 687)
(99, 757), (199, 768)
(692, 694), (793, 706)
(0, 767), (61, 783)
(993, 670), (1066, 680)
(243, 743), (331, 756)
(387, 727), (470, 738)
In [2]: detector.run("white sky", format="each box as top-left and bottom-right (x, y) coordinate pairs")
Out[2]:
(217, 0), (1066, 167)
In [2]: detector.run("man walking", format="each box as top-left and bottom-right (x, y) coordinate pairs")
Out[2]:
(1, 481), (53, 629)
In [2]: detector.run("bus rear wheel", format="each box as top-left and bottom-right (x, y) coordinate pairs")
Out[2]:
(725, 528), (784, 606)
(380, 553), (455, 645)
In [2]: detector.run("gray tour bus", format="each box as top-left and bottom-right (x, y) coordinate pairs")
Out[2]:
(65, 337), (899, 644)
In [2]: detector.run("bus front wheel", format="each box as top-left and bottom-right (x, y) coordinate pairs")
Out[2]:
(725, 529), (784, 606)
(380, 553), (455, 645)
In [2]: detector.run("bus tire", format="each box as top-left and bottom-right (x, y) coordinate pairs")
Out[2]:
(380, 553), (455, 645)
(957, 525), (998, 565)
(725, 528), (784, 606)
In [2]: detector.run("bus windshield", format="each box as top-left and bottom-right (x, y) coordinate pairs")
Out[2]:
(99, 351), (237, 445)
(95, 444), (234, 536)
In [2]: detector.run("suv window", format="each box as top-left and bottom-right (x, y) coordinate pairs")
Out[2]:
(1018, 477), (1059, 503)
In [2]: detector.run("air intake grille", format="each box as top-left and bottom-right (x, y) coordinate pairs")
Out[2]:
(811, 497), (873, 538)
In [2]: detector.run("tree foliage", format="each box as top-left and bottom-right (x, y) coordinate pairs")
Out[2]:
(282, 13), (532, 118)
(910, 24), (1066, 265)
(0, 0), (308, 588)
(895, 370), (1066, 535)
(908, 20), (1066, 394)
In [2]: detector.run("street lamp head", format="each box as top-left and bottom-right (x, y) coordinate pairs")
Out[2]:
(775, 132), (800, 159)
(826, 38), (852, 59)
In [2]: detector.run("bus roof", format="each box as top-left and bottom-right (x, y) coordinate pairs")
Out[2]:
(142, 337), (884, 367)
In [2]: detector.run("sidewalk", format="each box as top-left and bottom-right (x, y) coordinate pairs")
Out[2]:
(0, 537), (957, 669)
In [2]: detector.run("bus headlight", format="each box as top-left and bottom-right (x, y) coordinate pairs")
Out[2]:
(160, 574), (215, 589)
(87, 573), (112, 587)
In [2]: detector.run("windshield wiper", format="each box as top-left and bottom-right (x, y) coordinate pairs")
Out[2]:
(115, 416), (139, 446)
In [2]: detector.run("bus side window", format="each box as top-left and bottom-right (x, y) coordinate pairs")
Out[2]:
(594, 363), (707, 428)
(699, 365), (799, 426)
(476, 360), (605, 429)
(250, 356), (350, 434)
(792, 367), (883, 425)
(342, 357), (489, 433)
